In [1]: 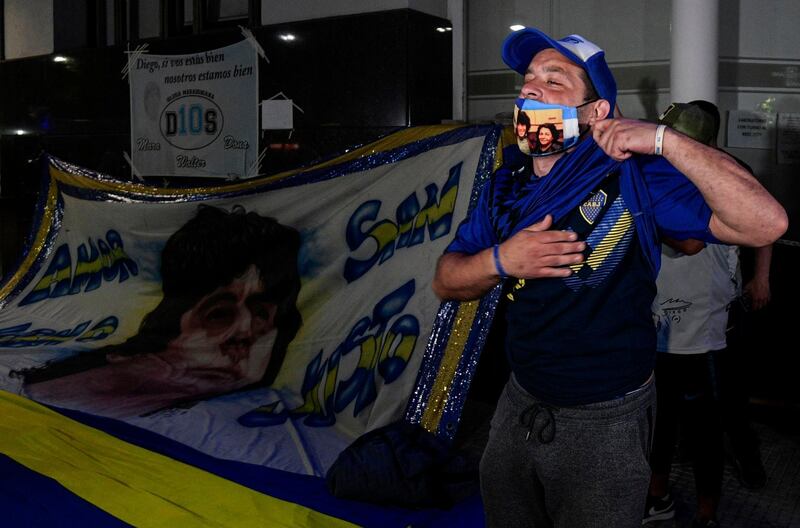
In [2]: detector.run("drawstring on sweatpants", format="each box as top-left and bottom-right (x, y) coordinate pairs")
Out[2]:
(520, 403), (556, 444)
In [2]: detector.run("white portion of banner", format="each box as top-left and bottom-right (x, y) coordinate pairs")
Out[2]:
(129, 40), (258, 178)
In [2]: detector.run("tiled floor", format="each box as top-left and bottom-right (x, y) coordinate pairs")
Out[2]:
(646, 419), (800, 528)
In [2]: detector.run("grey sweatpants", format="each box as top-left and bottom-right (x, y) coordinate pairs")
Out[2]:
(480, 375), (655, 528)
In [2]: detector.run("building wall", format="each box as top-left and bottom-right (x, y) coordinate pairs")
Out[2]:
(3, 0), (53, 59)
(466, 0), (800, 122)
(260, 0), (447, 25)
(138, 0), (160, 39)
(717, 1), (800, 178)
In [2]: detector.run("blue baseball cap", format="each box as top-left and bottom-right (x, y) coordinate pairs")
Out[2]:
(502, 28), (617, 116)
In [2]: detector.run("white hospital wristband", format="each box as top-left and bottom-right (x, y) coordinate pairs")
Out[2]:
(654, 124), (667, 156)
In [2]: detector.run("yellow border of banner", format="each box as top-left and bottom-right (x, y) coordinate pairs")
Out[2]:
(418, 126), (511, 433)
(420, 300), (479, 432)
(0, 179), (59, 302)
(0, 390), (358, 528)
(52, 124), (465, 195)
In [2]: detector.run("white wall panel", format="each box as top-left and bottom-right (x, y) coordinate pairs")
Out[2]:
(551, 0), (671, 62)
(720, 0), (800, 59)
(467, 0), (551, 72)
(3, 0), (53, 59)
(467, 99), (510, 123)
(106, 0), (115, 46)
(138, 0), (160, 39)
(616, 92), (673, 121)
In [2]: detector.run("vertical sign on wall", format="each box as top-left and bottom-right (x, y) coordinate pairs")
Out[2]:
(777, 113), (800, 165)
(129, 40), (258, 178)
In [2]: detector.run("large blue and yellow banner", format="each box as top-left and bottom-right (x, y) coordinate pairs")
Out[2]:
(0, 125), (504, 523)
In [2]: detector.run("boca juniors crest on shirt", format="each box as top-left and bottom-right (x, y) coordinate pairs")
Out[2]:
(579, 189), (607, 225)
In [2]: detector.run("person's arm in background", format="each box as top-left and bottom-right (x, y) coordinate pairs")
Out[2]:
(744, 244), (773, 311)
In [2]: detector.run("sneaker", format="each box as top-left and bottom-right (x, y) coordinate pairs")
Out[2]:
(690, 517), (720, 527)
(732, 451), (767, 490)
(642, 493), (675, 524)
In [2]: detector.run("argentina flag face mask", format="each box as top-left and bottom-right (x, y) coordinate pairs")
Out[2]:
(513, 98), (588, 157)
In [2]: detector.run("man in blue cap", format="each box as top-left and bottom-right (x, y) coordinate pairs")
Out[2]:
(433, 28), (786, 527)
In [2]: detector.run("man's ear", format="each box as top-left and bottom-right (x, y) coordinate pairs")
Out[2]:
(587, 99), (611, 124)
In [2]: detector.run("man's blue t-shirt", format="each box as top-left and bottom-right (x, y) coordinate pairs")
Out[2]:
(503, 174), (655, 405)
(446, 151), (715, 406)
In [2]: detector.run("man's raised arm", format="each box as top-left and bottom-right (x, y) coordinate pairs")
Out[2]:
(592, 119), (788, 247)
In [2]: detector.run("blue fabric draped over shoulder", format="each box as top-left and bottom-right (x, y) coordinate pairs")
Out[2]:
(446, 138), (718, 277)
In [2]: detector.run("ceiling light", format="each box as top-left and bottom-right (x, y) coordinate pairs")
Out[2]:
(278, 33), (296, 42)
(436, 26), (452, 32)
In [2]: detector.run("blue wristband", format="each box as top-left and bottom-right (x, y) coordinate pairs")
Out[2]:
(493, 244), (508, 279)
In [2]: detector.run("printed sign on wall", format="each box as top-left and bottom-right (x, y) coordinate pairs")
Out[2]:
(777, 112), (800, 164)
(726, 110), (775, 150)
(129, 40), (258, 178)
